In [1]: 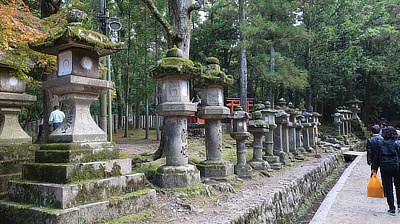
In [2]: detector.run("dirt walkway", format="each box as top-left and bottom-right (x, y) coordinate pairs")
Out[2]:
(115, 149), (343, 224)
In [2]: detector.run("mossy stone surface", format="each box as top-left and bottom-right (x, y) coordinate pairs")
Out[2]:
(35, 147), (120, 163)
(29, 26), (124, 57)
(150, 48), (202, 79)
(205, 57), (220, 65)
(0, 144), (39, 160)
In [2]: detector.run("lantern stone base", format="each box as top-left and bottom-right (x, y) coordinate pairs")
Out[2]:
(0, 188), (156, 224)
(305, 146), (314, 153)
(279, 152), (290, 165)
(155, 164), (201, 188)
(248, 160), (270, 170)
(263, 156), (282, 170)
(234, 164), (253, 178)
(0, 144), (39, 198)
(197, 160), (234, 177)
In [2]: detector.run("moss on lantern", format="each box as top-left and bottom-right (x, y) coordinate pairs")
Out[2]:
(195, 57), (234, 87)
(205, 57), (220, 65)
(29, 26), (124, 56)
(150, 48), (202, 78)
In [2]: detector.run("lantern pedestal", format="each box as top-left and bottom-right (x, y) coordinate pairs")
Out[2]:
(0, 93), (36, 144)
(43, 75), (112, 142)
(196, 117), (233, 177)
(155, 164), (201, 188)
(151, 48), (202, 188)
(248, 112), (270, 171)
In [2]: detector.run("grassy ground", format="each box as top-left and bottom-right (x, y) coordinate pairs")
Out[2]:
(113, 128), (254, 179)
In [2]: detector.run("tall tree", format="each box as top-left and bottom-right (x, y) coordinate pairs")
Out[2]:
(239, 0), (248, 111)
(141, 0), (204, 158)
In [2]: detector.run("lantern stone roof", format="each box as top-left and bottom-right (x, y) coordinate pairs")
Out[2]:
(29, 26), (124, 57)
(195, 57), (234, 88)
(151, 48), (202, 79)
(346, 96), (362, 104)
(0, 53), (34, 69)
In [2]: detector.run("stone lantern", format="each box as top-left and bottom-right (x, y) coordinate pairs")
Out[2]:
(0, 54), (39, 201)
(261, 101), (279, 166)
(333, 112), (343, 136)
(227, 106), (252, 177)
(337, 109), (347, 135)
(345, 110), (352, 134)
(346, 96), (362, 119)
(195, 57), (234, 177)
(301, 109), (312, 151)
(150, 48), (201, 187)
(248, 110), (270, 170)
(274, 99), (290, 165)
(295, 110), (304, 153)
(0, 54), (36, 144)
(286, 102), (301, 155)
(29, 10), (123, 143)
(1, 10), (156, 223)
(346, 96), (368, 139)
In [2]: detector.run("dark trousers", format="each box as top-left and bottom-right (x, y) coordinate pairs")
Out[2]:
(381, 170), (400, 210)
(53, 122), (61, 130)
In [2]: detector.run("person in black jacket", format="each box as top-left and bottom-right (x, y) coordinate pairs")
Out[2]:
(367, 125), (383, 167)
(372, 126), (400, 216)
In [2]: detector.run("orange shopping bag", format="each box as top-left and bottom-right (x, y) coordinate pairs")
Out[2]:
(367, 173), (384, 198)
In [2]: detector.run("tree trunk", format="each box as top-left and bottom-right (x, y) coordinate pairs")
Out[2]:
(38, 0), (59, 143)
(135, 100), (140, 129)
(143, 0), (204, 159)
(239, 0), (247, 112)
(124, 0), (132, 138)
(364, 38), (373, 124)
(40, 68), (58, 144)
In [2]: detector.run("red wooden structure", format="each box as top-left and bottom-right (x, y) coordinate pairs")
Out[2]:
(226, 98), (254, 113)
(189, 101), (205, 124)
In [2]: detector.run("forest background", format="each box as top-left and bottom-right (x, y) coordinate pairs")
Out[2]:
(2, 0), (400, 133)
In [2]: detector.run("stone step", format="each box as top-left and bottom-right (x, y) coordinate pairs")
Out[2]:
(23, 159), (132, 184)
(0, 173), (19, 192)
(35, 142), (120, 163)
(0, 158), (34, 175)
(35, 148), (119, 163)
(8, 173), (147, 209)
(0, 188), (156, 224)
(0, 144), (38, 160)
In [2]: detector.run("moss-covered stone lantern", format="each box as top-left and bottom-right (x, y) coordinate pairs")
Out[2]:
(248, 110), (270, 170)
(285, 102), (301, 155)
(346, 97), (361, 119)
(194, 57), (234, 177)
(274, 99), (290, 165)
(29, 9), (123, 142)
(295, 110), (305, 153)
(333, 112), (343, 136)
(150, 48), (201, 188)
(0, 54), (36, 144)
(227, 106), (252, 177)
(301, 109), (312, 151)
(261, 101), (279, 167)
(2, 10), (156, 223)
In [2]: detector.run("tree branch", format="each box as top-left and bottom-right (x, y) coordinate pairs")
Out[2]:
(48, 0), (60, 13)
(189, 0), (205, 12)
(141, 0), (174, 42)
